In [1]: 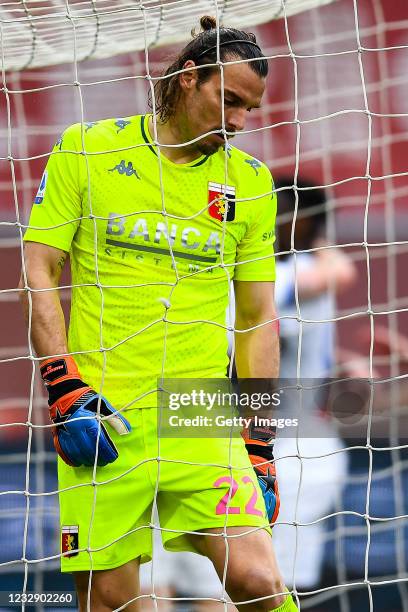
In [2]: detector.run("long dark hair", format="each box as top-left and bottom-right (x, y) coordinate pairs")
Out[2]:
(151, 15), (268, 122)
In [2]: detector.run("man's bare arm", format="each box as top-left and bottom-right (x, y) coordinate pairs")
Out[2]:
(296, 242), (357, 299)
(234, 280), (281, 524)
(233, 280), (279, 379)
(19, 242), (69, 358)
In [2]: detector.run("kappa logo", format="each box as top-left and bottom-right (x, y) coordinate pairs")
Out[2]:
(115, 119), (131, 133)
(34, 171), (48, 204)
(109, 160), (140, 179)
(208, 182), (236, 222)
(61, 525), (79, 558)
(245, 158), (262, 176)
(85, 121), (98, 132)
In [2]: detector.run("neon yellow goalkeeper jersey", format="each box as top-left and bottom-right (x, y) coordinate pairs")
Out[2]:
(24, 115), (277, 413)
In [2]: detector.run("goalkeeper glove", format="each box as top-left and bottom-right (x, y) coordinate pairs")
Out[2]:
(40, 356), (131, 467)
(243, 421), (280, 524)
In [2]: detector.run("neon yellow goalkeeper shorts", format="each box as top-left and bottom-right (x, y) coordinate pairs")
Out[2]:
(58, 407), (270, 572)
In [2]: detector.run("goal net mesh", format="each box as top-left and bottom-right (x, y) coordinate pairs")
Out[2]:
(1, 0), (408, 610)
(1, 0), (337, 71)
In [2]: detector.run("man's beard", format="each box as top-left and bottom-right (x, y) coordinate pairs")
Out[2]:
(195, 133), (229, 156)
(195, 140), (221, 156)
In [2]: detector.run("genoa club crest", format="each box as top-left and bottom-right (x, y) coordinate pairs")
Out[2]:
(208, 182), (236, 222)
(61, 525), (79, 558)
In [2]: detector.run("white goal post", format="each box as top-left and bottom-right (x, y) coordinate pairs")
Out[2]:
(1, 0), (339, 72)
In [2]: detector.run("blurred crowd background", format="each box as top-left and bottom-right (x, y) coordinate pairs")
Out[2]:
(0, 0), (407, 610)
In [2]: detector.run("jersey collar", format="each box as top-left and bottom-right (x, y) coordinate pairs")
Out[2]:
(140, 115), (210, 168)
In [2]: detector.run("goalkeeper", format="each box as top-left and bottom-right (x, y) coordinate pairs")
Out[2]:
(20, 16), (297, 612)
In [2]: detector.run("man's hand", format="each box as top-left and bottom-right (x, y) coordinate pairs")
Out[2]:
(41, 356), (131, 467)
(242, 421), (280, 524)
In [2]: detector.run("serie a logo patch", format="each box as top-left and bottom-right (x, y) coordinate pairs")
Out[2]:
(61, 525), (79, 558)
(34, 171), (47, 204)
(208, 182), (236, 222)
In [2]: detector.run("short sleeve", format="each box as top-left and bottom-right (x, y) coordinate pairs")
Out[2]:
(234, 168), (277, 281)
(24, 124), (83, 253)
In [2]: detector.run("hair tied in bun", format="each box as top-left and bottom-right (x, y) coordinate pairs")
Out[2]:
(200, 16), (217, 31)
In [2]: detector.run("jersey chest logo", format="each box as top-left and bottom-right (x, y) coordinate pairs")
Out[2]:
(108, 160), (140, 179)
(208, 182), (235, 222)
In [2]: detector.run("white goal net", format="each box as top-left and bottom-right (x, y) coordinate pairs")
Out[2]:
(1, 0), (408, 611)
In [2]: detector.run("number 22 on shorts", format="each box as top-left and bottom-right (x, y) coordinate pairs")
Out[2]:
(213, 475), (264, 516)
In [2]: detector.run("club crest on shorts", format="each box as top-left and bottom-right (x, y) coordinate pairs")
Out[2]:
(34, 171), (47, 204)
(208, 182), (236, 222)
(61, 525), (79, 557)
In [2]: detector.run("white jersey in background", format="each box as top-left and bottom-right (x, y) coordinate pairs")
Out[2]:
(273, 253), (347, 589)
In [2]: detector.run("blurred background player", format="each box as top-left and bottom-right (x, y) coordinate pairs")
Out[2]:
(321, 324), (408, 612)
(272, 176), (356, 591)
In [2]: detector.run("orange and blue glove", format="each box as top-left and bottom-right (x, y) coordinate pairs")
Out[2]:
(40, 356), (131, 467)
(242, 421), (280, 524)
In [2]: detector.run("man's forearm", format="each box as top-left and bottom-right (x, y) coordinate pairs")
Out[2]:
(20, 270), (68, 358)
(234, 319), (280, 379)
(235, 315), (281, 525)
